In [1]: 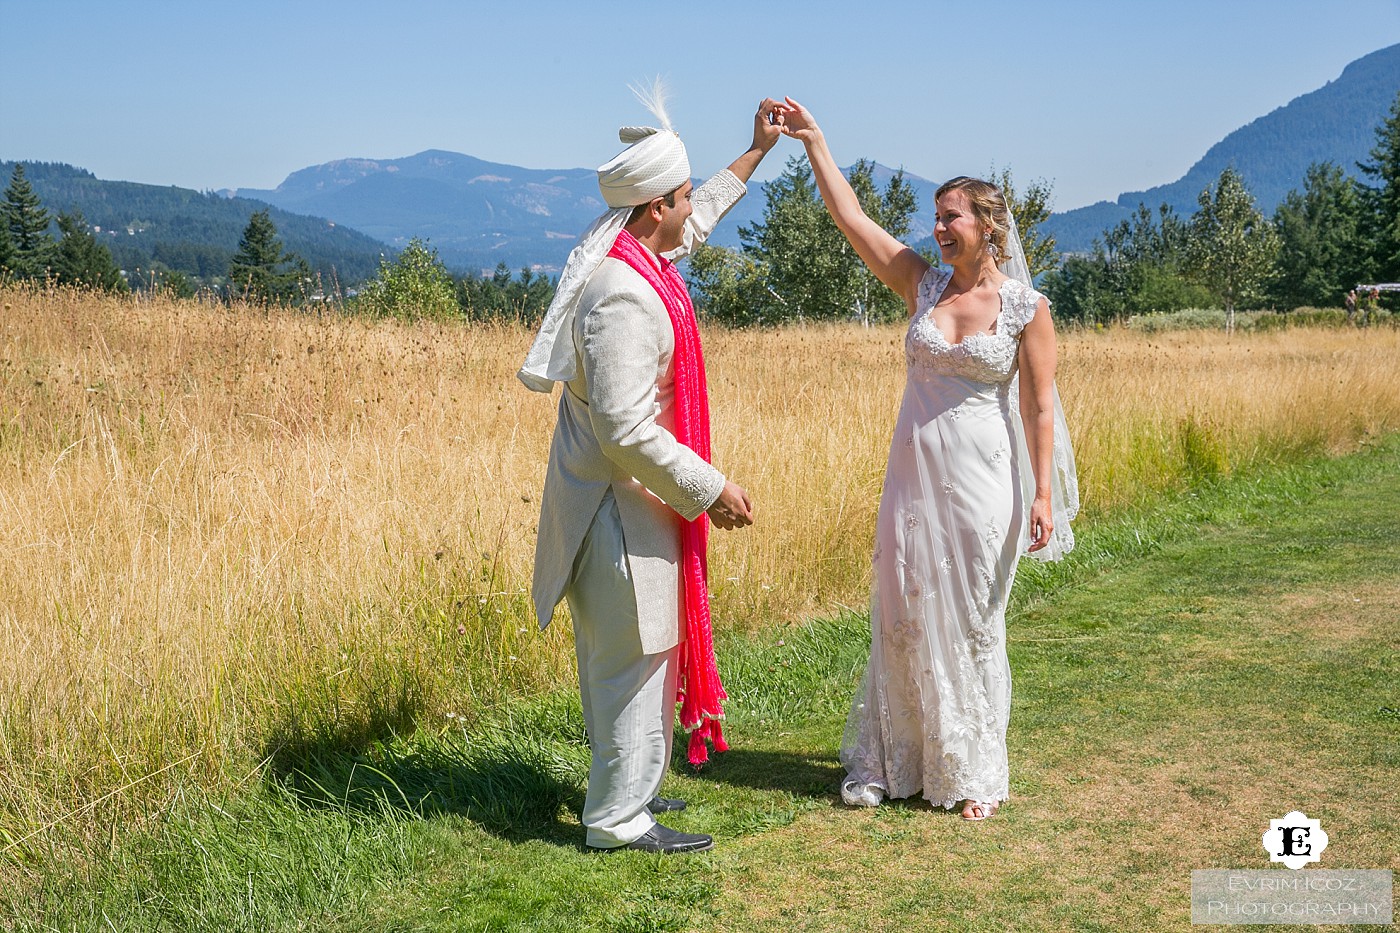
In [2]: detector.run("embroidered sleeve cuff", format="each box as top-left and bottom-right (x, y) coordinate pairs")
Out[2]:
(673, 462), (726, 522)
(694, 169), (747, 215)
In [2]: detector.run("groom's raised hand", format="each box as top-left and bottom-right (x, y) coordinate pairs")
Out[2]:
(753, 97), (786, 152)
(726, 98), (788, 185)
(707, 480), (755, 531)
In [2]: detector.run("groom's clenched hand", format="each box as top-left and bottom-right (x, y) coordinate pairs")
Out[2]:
(752, 97), (786, 153)
(724, 98), (788, 185)
(707, 481), (755, 530)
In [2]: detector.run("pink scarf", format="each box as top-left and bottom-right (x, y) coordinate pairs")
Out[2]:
(607, 229), (728, 766)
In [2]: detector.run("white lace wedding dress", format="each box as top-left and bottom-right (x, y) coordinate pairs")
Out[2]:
(840, 265), (1067, 810)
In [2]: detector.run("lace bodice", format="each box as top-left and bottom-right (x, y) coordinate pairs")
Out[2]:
(906, 267), (1043, 384)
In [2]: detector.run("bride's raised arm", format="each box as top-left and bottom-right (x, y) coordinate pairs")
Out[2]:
(780, 97), (930, 313)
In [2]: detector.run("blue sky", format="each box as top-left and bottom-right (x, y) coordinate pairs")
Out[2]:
(2, 0), (1397, 211)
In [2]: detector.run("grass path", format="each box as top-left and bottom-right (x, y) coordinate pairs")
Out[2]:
(695, 446), (1399, 932)
(10, 438), (1398, 931)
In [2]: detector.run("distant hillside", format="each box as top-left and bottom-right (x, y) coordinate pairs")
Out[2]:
(237, 150), (607, 274)
(1045, 43), (1400, 252)
(2, 162), (390, 286)
(239, 151), (943, 274)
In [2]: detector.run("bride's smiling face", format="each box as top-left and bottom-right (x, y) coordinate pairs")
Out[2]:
(934, 190), (989, 265)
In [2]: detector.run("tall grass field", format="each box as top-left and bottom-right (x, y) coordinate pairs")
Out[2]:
(1, 283), (1397, 888)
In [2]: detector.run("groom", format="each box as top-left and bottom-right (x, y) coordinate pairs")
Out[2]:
(519, 95), (784, 853)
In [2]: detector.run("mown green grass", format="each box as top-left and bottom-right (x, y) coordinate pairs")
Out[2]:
(6, 436), (1398, 932)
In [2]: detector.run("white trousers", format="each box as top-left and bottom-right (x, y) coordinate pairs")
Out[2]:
(565, 491), (678, 848)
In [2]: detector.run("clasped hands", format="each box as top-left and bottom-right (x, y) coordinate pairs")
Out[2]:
(752, 97), (820, 148)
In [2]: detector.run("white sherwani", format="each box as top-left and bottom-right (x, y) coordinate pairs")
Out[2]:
(531, 169), (747, 847)
(533, 169), (746, 650)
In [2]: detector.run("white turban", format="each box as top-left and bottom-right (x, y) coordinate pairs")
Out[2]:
(597, 126), (691, 208)
(518, 123), (691, 391)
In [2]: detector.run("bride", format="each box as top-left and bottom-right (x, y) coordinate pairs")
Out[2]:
(778, 98), (1078, 820)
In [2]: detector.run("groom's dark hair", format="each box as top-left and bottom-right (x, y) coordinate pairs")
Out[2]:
(626, 188), (678, 226)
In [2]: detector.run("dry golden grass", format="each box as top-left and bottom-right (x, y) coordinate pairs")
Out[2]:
(0, 283), (1397, 858)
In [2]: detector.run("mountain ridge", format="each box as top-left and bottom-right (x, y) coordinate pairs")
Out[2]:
(12, 45), (1393, 278)
(236, 43), (1397, 268)
(1044, 43), (1400, 251)
(236, 150), (607, 273)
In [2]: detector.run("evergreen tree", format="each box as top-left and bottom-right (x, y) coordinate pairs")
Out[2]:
(53, 211), (128, 293)
(356, 238), (459, 320)
(1187, 167), (1279, 331)
(456, 262), (555, 322)
(742, 156), (840, 323)
(0, 218), (13, 275)
(228, 209), (307, 303)
(1268, 162), (1368, 308)
(1357, 92), (1400, 284)
(152, 266), (195, 299)
(3, 164), (56, 280)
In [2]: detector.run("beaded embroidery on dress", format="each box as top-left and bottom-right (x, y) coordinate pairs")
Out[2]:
(840, 266), (1051, 810)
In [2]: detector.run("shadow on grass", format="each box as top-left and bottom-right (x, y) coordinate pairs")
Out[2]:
(277, 738), (587, 849)
(691, 747), (845, 801)
(261, 694), (590, 849)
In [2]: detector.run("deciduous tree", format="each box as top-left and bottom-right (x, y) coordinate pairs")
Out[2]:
(356, 238), (459, 320)
(686, 243), (771, 327)
(990, 168), (1057, 278)
(1187, 167), (1279, 331)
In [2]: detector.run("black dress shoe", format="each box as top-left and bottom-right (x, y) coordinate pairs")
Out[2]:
(592, 823), (713, 854)
(646, 796), (687, 814)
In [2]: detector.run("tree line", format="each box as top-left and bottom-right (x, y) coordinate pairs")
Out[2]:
(0, 161), (385, 289)
(1042, 93), (1400, 329)
(0, 168), (555, 319)
(1, 164), (129, 293)
(685, 92), (1400, 330)
(350, 238), (555, 322)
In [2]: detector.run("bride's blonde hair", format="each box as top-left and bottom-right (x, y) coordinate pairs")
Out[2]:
(935, 176), (1010, 261)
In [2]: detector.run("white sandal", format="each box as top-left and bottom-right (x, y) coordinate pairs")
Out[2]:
(841, 779), (885, 808)
(960, 799), (999, 821)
